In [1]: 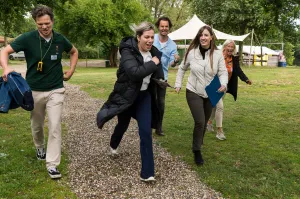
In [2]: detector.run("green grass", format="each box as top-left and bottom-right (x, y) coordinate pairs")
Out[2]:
(1, 65), (300, 198)
(0, 109), (76, 199)
(69, 66), (300, 198)
(8, 60), (26, 65)
(68, 67), (117, 99)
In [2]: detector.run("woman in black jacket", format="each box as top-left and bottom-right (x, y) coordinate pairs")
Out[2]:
(207, 39), (252, 140)
(97, 22), (164, 182)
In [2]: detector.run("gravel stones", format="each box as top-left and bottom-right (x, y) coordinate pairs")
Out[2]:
(62, 83), (223, 199)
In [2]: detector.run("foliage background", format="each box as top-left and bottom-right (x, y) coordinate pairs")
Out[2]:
(0, 0), (300, 63)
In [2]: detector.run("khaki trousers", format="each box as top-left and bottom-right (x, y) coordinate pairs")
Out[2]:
(31, 87), (65, 169)
(209, 95), (225, 128)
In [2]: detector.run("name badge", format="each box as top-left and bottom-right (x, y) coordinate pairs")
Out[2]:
(51, 55), (57, 60)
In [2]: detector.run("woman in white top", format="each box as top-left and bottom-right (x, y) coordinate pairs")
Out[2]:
(175, 25), (228, 165)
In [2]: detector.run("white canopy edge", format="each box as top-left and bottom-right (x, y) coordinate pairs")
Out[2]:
(240, 45), (280, 55)
(168, 14), (250, 42)
(213, 31), (250, 42)
(216, 45), (280, 55)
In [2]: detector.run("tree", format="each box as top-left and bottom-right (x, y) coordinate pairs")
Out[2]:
(191, 0), (300, 65)
(140, 0), (192, 29)
(191, 0), (267, 64)
(0, 1), (31, 45)
(56, 0), (150, 66)
(264, 0), (300, 42)
(0, 0), (70, 45)
(292, 30), (300, 66)
(191, 0), (299, 40)
(293, 44), (300, 66)
(284, 42), (294, 65)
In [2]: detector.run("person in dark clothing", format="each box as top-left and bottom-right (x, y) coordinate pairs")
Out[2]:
(207, 39), (252, 140)
(96, 22), (164, 182)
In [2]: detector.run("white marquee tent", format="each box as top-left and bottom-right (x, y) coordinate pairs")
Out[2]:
(241, 45), (280, 55)
(168, 15), (250, 42)
(216, 45), (280, 55)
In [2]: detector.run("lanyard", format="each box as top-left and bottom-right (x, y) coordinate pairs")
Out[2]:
(37, 35), (53, 72)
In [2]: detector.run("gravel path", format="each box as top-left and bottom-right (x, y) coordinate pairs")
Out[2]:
(62, 83), (223, 199)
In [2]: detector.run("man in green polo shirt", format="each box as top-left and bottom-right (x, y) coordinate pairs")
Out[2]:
(0, 5), (78, 179)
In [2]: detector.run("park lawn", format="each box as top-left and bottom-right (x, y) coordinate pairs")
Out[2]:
(69, 66), (300, 198)
(0, 109), (76, 198)
(165, 66), (300, 198)
(0, 65), (299, 198)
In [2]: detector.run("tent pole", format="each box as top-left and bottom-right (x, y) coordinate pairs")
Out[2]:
(249, 29), (254, 66)
(261, 45), (263, 66)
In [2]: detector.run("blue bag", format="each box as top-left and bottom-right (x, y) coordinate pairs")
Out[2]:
(6, 72), (34, 111)
(0, 79), (12, 113)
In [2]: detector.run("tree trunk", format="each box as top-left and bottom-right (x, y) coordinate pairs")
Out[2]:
(109, 46), (118, 67)
(4, 36), (8, 46)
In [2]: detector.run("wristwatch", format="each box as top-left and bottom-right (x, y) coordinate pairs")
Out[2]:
(174, 59), (179, 64)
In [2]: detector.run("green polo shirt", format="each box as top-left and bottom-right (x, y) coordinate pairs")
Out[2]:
(10, 30), (73, 91)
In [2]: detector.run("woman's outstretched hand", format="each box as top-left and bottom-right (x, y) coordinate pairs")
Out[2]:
(246, 79), (252, 85)
(175, 87), (181, 93)
(217, 85), (226, 93)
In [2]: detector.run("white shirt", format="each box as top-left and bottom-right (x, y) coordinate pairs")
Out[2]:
(159, 41), (167, 49)
(45, 37), (51, 42)
(140, 51), (153, 91)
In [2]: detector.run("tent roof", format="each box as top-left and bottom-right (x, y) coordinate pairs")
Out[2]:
(216, 45), (280, 55)
(168, 15), (250, 41)
(241, 45), (280, 55)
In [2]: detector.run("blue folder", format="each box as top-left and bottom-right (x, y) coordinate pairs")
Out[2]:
(205, 75), (224, 107)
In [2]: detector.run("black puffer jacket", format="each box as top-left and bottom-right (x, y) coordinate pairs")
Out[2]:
(97, 36), (164, 129)
(227, 56), (250, 101)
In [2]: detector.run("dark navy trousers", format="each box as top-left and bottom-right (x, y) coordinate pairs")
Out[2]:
(156, 86), (166, 132)
(110, 91), (154, 179)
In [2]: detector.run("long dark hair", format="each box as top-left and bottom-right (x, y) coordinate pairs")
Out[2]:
(184, 25), (217, 71)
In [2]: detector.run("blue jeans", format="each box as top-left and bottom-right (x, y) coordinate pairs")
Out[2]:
(110, 91), (154, 178)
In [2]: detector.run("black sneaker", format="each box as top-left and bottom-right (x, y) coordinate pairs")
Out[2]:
(48, 167), (62, 179)
(155, 129), (165, 136)
(36, 148), (46, 160)
(193, 150), (204, 166)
